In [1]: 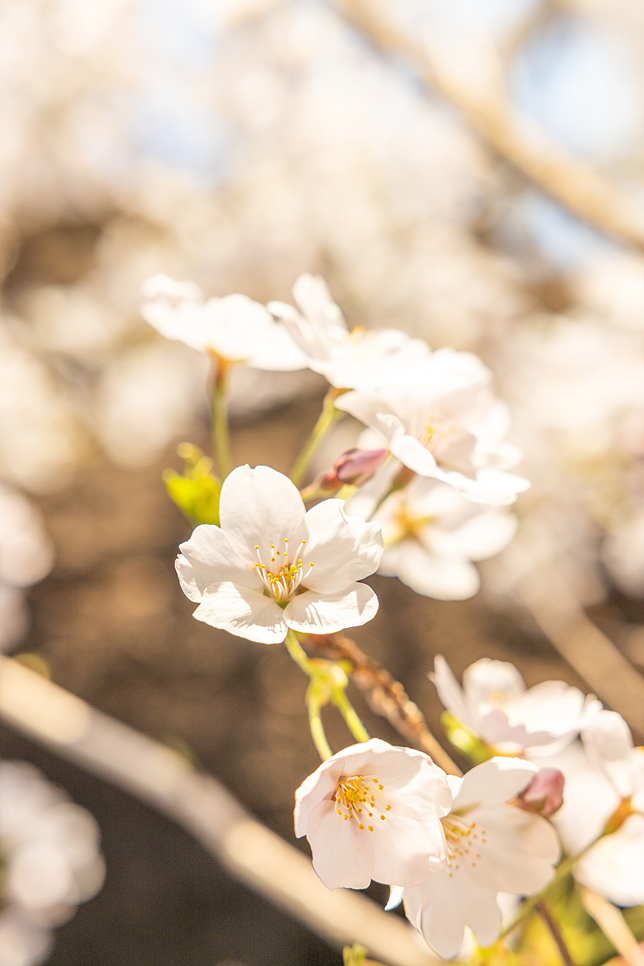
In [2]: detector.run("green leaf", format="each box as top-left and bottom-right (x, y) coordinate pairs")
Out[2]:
(163, 444), (222, 526)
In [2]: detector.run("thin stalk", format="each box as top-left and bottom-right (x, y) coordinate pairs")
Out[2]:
(285, 630), (334, 762)
(211, 354), (234, 479)
(332, 685), (371, 743)
(535, 899), (577, 966)
(308, 697), (333, 761)
(291, 387), (345, 488)
(285, 629), (318, 677)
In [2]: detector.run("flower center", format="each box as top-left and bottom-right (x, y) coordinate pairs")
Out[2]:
(254, 538), (314, 602)
(333, 774), (392, 832)
(441, 814), (487, 876)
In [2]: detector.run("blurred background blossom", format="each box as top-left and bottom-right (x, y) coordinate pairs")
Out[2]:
(2, 0), (644, 962)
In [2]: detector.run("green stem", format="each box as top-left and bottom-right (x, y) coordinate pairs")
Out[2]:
(211, 355), (234, 479)
(284, 630), (334, 761)
(290, 387), (345, 488)
(332, 685), (370, 743)
(308, 697), (333, 761)
(284, 628), (318, 677)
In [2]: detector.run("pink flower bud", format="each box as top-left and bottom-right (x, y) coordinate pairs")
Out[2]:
(334, 448), (388, 485)
(518, 768), (565, 817)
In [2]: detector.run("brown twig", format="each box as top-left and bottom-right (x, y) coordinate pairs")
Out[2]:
(335, 0), (644, 251)
(305, 633), (462, 776)
(536, 899), (577, 966)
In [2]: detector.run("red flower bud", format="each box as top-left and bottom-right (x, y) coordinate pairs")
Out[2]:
(518, 768), (565, 817)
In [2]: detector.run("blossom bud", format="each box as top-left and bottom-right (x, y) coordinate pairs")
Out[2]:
(318, 448), (388, 493)
(518, 768), (565, 817)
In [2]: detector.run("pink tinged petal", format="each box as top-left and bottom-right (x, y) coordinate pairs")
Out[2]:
(428, 510), (518, 562)
(176, 525), (257, 600)
(301, 500), (383, 594)
(294, 757), (347, 838)
(305, 799), (375, 890)
(218, 464), (306, 552)
(404, 875), (502, 959)
(574, 814), (644, 906)
(454, 757), (539, 811)
(380, 541), (480, 600)
(285, 583), (379, 635)
(192, 584), (287, 644)
(430, 656), (473, 731)
(440, 468), (530, 506)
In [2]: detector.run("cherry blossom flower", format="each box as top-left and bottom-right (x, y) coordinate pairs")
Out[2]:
(140, 274), (306, 370)
(176, 464), (383, 644)
(573, 711), (644, 905)
(267, 273), (432, 391)
(335, 347), (529, 505)
(349, 475), (517, 600)
(400, 757), (560, 958)
(432, 656), (598, 756)
(294, 738), (452, 890)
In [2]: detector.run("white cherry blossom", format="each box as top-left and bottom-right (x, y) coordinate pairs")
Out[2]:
(294, 738), (452, 890)
(140, 274), (306, 370)
(432, 656), (598, 756)
(176, 464), (383, 644)
(401, 757), (560, 959)
(349, 474), (517, 600)
(573, 711), (644, 905)
(268, 273), (432, 390)
(335, 347), (529, 505)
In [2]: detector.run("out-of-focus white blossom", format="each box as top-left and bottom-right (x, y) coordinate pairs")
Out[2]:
(432, 656), (598, 756)
(176, 464), (383, 644)
(268, 274), (433, 391)
(0, 484), (54, 652)
(348, 474), (517, 600)
(294, 738), (452, 890)
(336, 349), (529, 506)
(401, 757), (560, 958)
(140, 274), (307, 370)
(0, 761), (105, 966)
(573, 711), (644, 904)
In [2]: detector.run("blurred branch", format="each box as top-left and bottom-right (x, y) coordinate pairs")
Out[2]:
(306, 634), (462, 777)
(580, 887), (644, 966)
(516, 571), (644, 740)
(0, 655), (439, 966)
(335, 0), (644, 252)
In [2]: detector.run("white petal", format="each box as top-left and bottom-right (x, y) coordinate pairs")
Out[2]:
(139, 274), (208, 352)
(582, 710), (639, 798)
(454, 757), (538, 810)
(404, 875), (501, 958)
(302, 499), (383, 594)
(176, 525), (256, 601)
(430, 656), (473, 730)
(305, 798), (375, 890)
(574, 814), (644, 906)
(380, 541), (480, 600)
(294, 757), (346, 838)
(193, 583), (287, 644)
(285, 583), (379, 634)
(464, 803), (560, 894)
(218, 465), (306, 553)
(463, 659), (526, 710)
